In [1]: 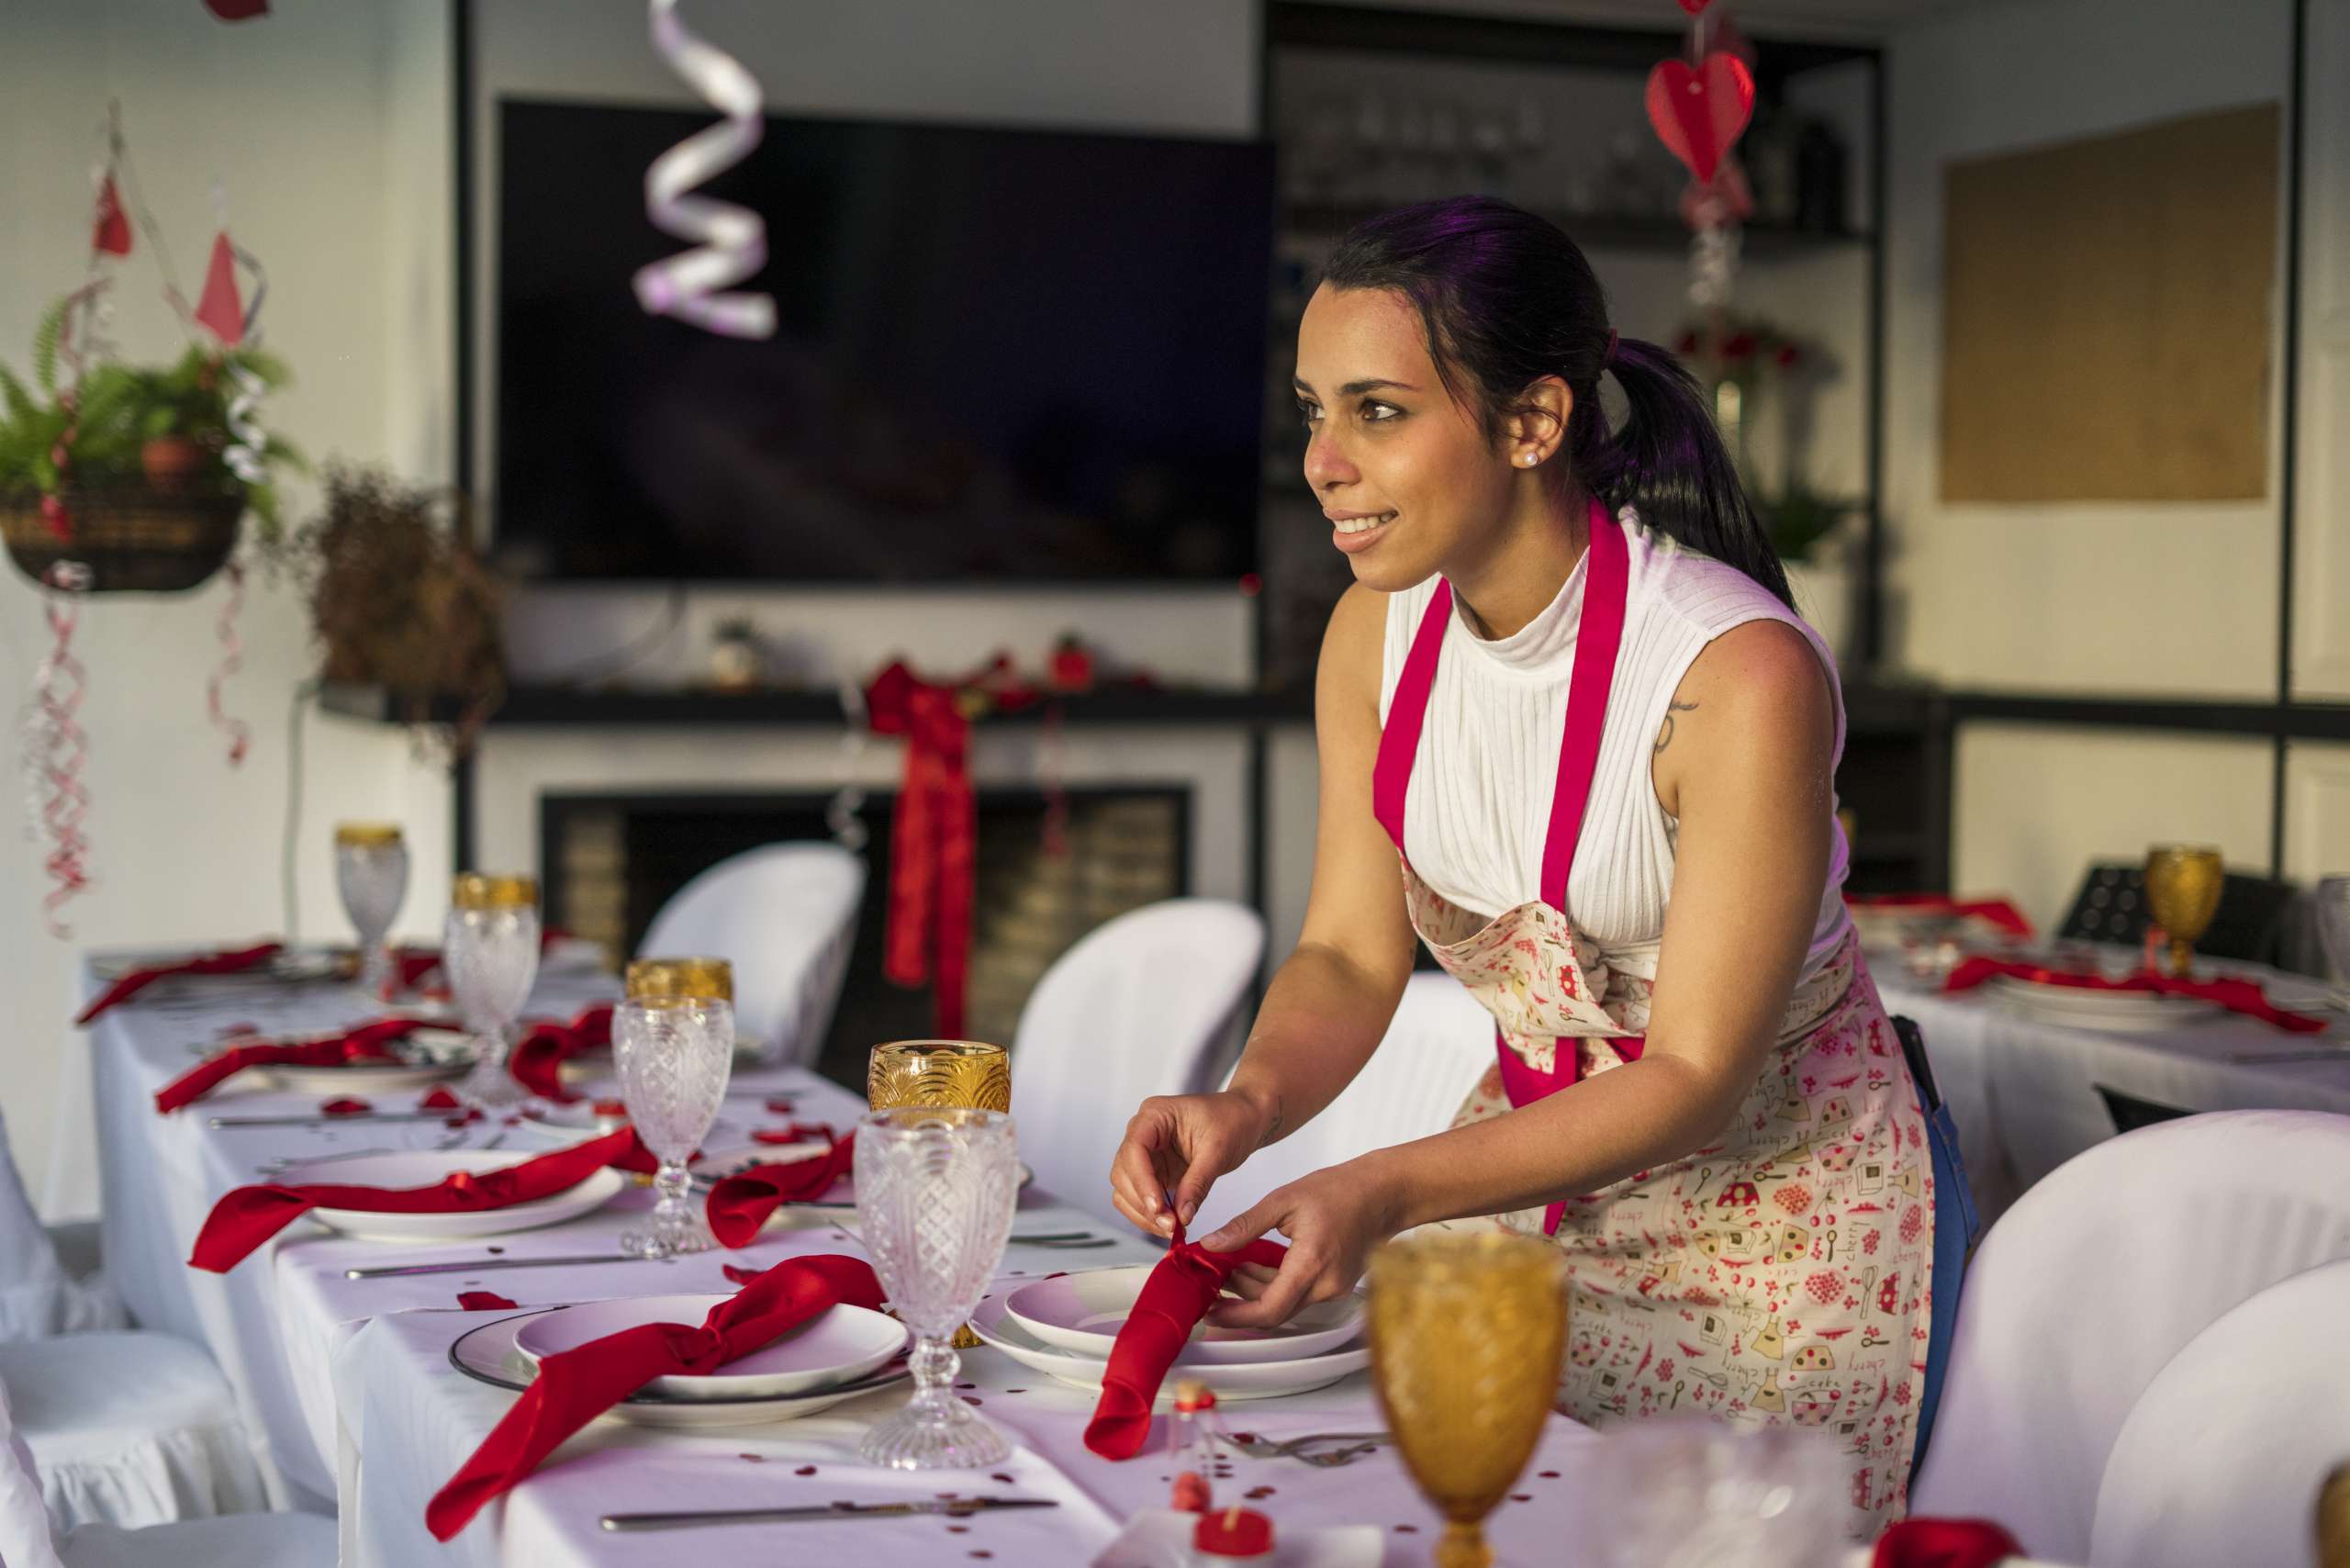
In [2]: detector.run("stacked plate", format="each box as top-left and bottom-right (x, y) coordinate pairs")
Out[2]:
(968, 1264), (1371, 1402)
(1985, 974), (2220, 1031)
(450, 1297), (911, 1428)
(260, 1025), (479, 1093)
(282, 1149), (626, 1241)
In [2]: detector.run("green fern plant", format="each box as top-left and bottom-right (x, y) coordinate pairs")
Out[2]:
(0, 296), (304, 542)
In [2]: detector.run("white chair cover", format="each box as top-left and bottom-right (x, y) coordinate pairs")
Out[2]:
(2087, 1256), (2350, 1568)
(1910, 1110), (2350, 1561)
(4, 1368), (333, 1568)
(0, 1333), (266, 1533)
(0, 1112), (121, 1343)
(1009, 899), (1265, 1227)
(1192, 969), (1495, 1237)
(637, 842), (865, 1068)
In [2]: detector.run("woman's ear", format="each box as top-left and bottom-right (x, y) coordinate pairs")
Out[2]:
(1505, 375), (1573, 463)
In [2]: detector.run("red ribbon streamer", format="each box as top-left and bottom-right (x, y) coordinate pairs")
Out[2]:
(207, 562), (250, 766)
(33, 565), (93, 935)
(863, 657), (1037, 1036)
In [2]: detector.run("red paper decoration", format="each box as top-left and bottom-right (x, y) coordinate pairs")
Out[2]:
(193, 231), (245, 344)
(203, 0), (270, 19)
(91, 177), (131, 257)
(1644, 52), (1756, 185)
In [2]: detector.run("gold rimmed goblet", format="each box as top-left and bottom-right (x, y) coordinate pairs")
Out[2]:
(867, 1039), (1011, 1113)
(625, 955), (735, 1002)
(1368, 1230), (1568, 1568)
(2144, 846), (2224, 979)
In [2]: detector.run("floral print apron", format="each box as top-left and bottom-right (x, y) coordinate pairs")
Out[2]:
(1374, 501), (1936, 1531)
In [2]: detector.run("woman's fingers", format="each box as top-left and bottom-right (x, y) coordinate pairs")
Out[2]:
(1212, 1258), (1318, 1329)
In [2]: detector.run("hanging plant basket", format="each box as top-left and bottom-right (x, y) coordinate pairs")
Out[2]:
(0, 482), (244, 593)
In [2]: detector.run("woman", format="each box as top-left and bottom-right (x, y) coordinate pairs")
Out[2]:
(1107, 196), (1942, 1529)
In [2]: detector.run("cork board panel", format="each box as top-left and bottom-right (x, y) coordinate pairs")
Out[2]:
(1941, 103), (2278, 503)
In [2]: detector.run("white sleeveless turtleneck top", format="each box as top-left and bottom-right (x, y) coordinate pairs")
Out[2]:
(1377, 510), (1853, 988)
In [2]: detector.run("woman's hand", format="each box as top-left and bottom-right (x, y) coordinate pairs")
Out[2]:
(1195, 1159), (1403, 1329)
(1108, 1090), (1273, 1238)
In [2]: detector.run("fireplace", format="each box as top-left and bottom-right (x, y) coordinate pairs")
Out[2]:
(541, 785), (1192, 1086)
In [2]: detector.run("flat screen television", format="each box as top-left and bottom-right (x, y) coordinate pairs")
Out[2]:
(493, 98), (1276, 583)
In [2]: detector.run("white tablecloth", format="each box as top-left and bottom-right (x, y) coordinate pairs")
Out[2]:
(85, 955), (1602, 1563)
(1870, 954), (2350, 1230)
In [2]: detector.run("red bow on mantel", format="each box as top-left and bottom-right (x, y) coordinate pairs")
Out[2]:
(863, 656), (1038, 1038)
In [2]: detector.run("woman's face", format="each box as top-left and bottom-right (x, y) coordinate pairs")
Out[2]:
(1292, 283), (1518, 593)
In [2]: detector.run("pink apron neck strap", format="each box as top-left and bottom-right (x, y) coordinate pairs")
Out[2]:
(1539, 498), (1628, 912)
(1373, 498), (1629, 914)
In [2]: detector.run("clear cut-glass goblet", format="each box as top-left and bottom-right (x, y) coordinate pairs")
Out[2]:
(853, 1106), (1019, 1469)
(613, 996), (733, 1259)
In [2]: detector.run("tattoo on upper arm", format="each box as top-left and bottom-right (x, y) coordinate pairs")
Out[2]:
(1654, 700), (1699, 755)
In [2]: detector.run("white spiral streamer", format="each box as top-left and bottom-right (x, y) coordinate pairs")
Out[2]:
(632, 0), (775, 340)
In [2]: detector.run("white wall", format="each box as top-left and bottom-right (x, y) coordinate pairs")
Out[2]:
(2292, 0), (2350, 702)
(2, 0), (456, 1215)
(1884, 0), (2293, 700)
(1880, 0), (2342, 918)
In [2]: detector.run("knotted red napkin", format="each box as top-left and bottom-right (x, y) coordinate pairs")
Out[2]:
(1847, 893), (2035, 939)
(1082, 1221), (1289, 1460)
(706, 1134), (859, 1248)
(1943, 955), (2327, 1033)
(508, 1002), (615, 1101)
(153, 1016), (442, 1114)
(187, 1125), (653, 1272)
(78, 941), (283, 1025)
(425, 1252), (884, 1539)
(1872, 1518), (2022, 1568)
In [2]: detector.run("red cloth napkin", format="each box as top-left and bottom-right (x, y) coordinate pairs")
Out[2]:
(152, 1016), (442, 1113)
(706, 1134), (859, 1248)
(425, 1252), (884, 1539)
(1082, 1220), (1289, 1460)
(1873, 1518), (2022, 1568)
(1847, 893), (2035, 939)
(1943, 954), (2327, 1033)
(78, 941), (283, 1025)
(751, 1122), (839, 1146)
(187, 1126), (653, 1272)
(508, 1002), (615, 1102)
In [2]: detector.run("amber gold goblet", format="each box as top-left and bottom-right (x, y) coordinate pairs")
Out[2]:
(2144, 846), (2225, 979)
(625, 956), (735, 1002)
(867, 1039), (1012, 1113)
(1367, 1231), (1568, 1568)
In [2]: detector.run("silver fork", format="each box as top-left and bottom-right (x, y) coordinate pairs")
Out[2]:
(1214, 1430), (1389, 1464)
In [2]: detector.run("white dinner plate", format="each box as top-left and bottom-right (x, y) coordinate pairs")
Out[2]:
(1007, 1265), (1363, 1365)
(515, 1294), (907, 1400)
(450, 1309), (910, 1428)
(92, 945), (349, 987)
(288, 1149), (625, 1240)
(968, 1296), (1370, 1401)
(1986, 975), (2221, 1030)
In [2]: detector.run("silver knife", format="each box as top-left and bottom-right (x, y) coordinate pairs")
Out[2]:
(600, 1497), (1059, 1531)
(345, 1252), (658, 1280)
(212, 1112), (451, 1128)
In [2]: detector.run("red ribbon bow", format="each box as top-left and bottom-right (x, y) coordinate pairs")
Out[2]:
(705, 1133), (859, 1248)
(425, 1253), (884, 1539)
(78, 941), (283, 1026)
(152, 1015), (441, 1113)
(1082, 1221), (1289, 1460)
(508, 1002), (616, 1102)
(1942, 955), (2327, 1033)
(864, 657), (1039, 1036)
(186, 1126), (656, 1272)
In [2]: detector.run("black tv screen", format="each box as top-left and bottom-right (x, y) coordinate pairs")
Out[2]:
(493, 99), (1275, 583)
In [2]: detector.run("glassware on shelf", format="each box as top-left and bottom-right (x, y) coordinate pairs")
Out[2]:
(334, 823), (408, 1000)
(853, 1105), (1020, 1468)
(443, 872), (542, 1109)
(613, 995), (734, 1260)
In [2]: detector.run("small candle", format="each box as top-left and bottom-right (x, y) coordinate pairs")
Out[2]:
(1192, 1505), (1274, 1562)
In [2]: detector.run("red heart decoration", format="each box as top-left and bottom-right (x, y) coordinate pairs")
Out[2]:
(1645, 52), (1756, 185)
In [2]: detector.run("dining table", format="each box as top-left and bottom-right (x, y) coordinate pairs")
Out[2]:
(81, 947), (1603, 1565)
(1866, 942), (2350, 1231)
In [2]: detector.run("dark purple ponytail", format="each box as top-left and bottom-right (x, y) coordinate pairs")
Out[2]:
(1317, 195), (1792, 609)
